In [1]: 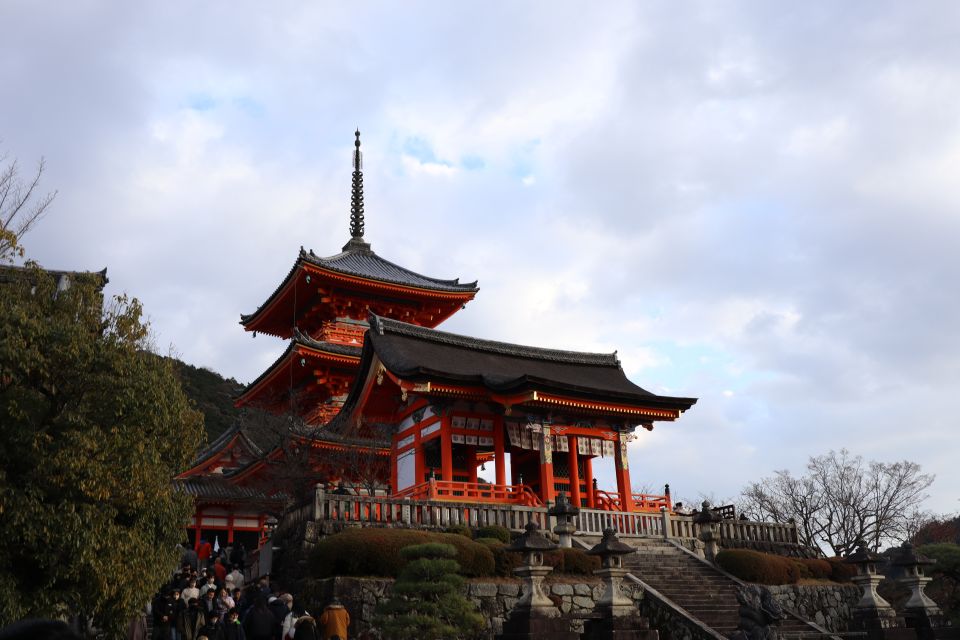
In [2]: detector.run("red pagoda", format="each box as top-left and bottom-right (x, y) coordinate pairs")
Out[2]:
(176, 131), (478, 546)
(176, 131), (697, 549)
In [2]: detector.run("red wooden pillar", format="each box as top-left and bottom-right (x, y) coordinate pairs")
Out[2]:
(390, 434), (399, 494)
(583, 455), (595, 508)
(227, 513), (235, 544)
(538, 426), (555, 504)
(440, 416), (453, 482)
(494, 418), (506, 486)
(415, 434), (426, 484)
(567, 436), (581, 507)
(614, 433), (633, 512)
(467, 447), (478, 483)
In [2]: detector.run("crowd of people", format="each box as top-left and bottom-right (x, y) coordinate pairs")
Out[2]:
(129, 539), (349, 640)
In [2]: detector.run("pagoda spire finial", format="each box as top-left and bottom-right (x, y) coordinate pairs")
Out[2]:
(349, 129), (365, 240)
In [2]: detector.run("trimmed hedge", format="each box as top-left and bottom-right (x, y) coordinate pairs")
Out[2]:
(445, 524), (473, 539)
(474, 538), (598, 577)
(716, 549), (801, 585)
(826, 557), (857, 583)
(476, 525), (511, 543)
(798, 558), (833, 580)
(559, 548), (600, 575)
(309, 528), (495, 578)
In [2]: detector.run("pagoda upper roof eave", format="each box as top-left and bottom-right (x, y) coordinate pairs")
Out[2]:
(240, 249), (479, 335)
(235, 334), (362, 408)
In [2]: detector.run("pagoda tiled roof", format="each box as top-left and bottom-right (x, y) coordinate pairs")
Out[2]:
(183, 423), (267, 472)
(239, 330), (362, 400)
(240, 244), (478, 326)
(303, 243), (478, 293)
(328, 315), (697, 433)
(365, 315), (696, 409)
(174, 475), (283, 502)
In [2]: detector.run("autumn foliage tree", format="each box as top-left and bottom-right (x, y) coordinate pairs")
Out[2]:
(0, 264), (204, 635)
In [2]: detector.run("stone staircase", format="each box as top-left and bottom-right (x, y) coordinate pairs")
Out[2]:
(575, 536), (833, 640)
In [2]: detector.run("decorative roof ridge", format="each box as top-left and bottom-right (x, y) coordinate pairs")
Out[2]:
(291, 328), (363, 355)
(369, 314), (621, 366)
(303, 246), (479, 291)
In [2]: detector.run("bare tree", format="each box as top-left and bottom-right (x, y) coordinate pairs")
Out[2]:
(0, 152), (57, 263)
(739, 449), (934, 555)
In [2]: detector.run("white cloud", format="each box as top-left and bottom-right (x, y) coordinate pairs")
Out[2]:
(3, 0), (960, 516)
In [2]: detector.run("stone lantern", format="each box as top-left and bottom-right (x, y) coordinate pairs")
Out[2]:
(846, 543), (898, 631)
(549, 491), (580, 549)
(894, 542), (949, 639)
(504, 521), (559, 614)
(587, 528), (637, 614)
(497, 521), (579, 640)
(584, 528), (658, 640)
(693, 501), (722, 563)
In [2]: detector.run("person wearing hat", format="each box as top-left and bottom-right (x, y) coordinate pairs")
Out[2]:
(181, 597), (205, 640)
(318, 599), (349, 640)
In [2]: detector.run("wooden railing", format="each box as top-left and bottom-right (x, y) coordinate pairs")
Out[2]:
(392, 479), (542, 507)
(718, 519), (798, 544)
(312, 488), (549, 531)
(594, 490), (672, 513)
(293, 486), (799, 545)
(576, 507), (667, 537)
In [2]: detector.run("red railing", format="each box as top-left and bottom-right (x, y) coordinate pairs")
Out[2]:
(393, 480), (543, 507)
(595, 490), (671, 513)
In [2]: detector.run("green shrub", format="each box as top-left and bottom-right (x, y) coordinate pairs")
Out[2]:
(476, 524), (511, 543)
(374, 543), (485, 640)
(716, 549), (800, 585)
(825, 557), (858, 583)
(308, 528), (495, 578)
(445, 524), (473, 539)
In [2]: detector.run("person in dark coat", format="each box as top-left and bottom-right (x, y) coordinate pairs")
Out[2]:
(220, 608), (247, 640)
(170, 589), (186, 640)
(197, 611), (221, 640)
(182, 598), (205, 640)
(291, 615), (317, 640)
(242, 597), (276, 640)
(181, 542), (199, 572)
(229, 543), (246, 571)
(201, 588), (218, 617)
(152, 590), (175, 640)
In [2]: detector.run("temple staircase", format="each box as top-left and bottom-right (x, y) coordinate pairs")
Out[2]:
(573, 536), (835, 640)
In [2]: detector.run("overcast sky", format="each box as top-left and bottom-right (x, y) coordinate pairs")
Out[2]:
(3, 1), (959, 515)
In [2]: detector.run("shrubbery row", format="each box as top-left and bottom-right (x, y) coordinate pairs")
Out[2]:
(310, 527), (598, 578)
(716, 549), (856, 585)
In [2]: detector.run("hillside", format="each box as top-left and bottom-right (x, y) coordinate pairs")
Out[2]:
(171, 359), (245, 442)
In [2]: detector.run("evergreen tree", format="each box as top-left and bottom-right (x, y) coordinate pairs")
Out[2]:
(0, 264), (205, 635)
(374, 542), (485, 640)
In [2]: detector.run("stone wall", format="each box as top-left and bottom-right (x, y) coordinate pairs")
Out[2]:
(300, 576), (644, 639)
(766, 584), (861, 632)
